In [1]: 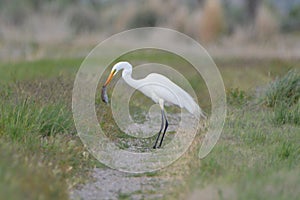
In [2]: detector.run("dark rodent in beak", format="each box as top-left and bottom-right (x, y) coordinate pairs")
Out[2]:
(101, 86), (108, 104)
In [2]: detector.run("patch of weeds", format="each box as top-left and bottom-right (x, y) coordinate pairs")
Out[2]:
(262, 69), (299, 107)
(273, 100), (300, 125)
(227, 88), (250, 106)
(144, 171), (159, 177)
(0, 83), (13, 100)
(0, 97), (99, 194)
(117, 140), (131, 149)
(261, 69), (300, 125)
(117, 191), (131, 200)
(277, 141), (299, 162)
(0, 99), (74, 143)
(199, 156), (222, 180)
(244, 130), (267, 145)
(14, 76), (74, 105)
(226, 108), (269, 146)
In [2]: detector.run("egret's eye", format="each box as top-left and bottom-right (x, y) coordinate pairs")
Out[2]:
(112, 69), (117, 76)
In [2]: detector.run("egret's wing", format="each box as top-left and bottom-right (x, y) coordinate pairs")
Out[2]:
(142, 73), (205, 118)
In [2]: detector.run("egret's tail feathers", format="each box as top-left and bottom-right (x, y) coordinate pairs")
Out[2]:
(193, 104), (207, 120)
(184, 100), (206, 120)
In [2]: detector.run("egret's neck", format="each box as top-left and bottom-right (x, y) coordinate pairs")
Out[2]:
(121, 63), (140, 89)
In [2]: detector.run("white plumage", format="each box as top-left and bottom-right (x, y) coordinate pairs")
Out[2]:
(103, 61), (205, 148)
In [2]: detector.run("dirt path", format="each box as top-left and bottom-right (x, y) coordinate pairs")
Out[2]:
(69, 112), (204, 200)
(70, 168), (170, 200)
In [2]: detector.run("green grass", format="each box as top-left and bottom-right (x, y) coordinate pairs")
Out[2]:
(182, 77), (300, 199)
(185, 105), (300, 199)
(273, 100), (300, 125)
(3, 142), (99, 199)
(0, 99), (74, 141)
(0, 142), (68, 200)
(0, 96), (101, 199)
(260, 69), (300, 125)
(0, 58), (82, 83)
(0, 58), (103, 200)
(0, 56), (299, 200)
(227, 87), (251, 107)
(237, 169), (300, 199)
(262, 69), (299, 107)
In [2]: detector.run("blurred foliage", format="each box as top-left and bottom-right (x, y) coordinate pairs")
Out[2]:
(282, 5), (300, 31)
(0, 0), (93, 20)
(1, 0), (300, 38)
(0, 142), (68, 200)
(128, 8), (158, 28)
(199, 0), (225, 43)
(0, 0), (30, 25)
(68, 5), (100, 34)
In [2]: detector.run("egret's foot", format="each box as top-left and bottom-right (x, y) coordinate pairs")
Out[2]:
(153, 144), (162, 149)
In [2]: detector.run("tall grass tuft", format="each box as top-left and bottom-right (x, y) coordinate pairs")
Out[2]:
(0, 99), (74, 143)
(263, 70), (299, 107)
(261, 69), (300, 125)
(273, 100), (300, 125)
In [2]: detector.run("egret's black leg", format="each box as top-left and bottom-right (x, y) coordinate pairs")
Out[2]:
(153, 110), (164, 149)
(158, 111), (168, 148)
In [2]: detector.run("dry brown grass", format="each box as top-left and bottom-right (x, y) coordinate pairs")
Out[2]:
(255, 4), (279, 40)
(1, 0), (299, 62)
(169, 6), (189, 33)
(199, 0), (225, 43)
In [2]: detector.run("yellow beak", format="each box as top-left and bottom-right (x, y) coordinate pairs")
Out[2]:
(104, 70), (115, 86)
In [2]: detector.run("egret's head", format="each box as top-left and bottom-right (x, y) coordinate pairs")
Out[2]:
(104, 62), (129, 86)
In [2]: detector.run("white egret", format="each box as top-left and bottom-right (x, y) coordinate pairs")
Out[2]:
(102, 61), (205, 149)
